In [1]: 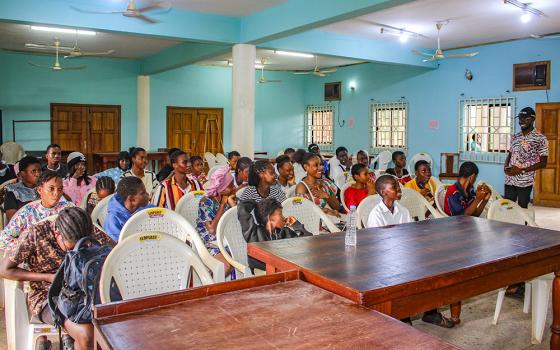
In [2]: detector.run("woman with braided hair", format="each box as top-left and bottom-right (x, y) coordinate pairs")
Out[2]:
(85, 176), (116, 214)
(238, 160), (286, 203)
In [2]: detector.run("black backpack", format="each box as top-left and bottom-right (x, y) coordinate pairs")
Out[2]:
(48, 236), (113, 327)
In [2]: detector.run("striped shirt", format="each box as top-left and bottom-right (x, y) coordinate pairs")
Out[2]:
(151, 176), (190, 210)
(238, 183), (287, 203)
(121, 169), (159, 196)
(505, 129), (548, 187)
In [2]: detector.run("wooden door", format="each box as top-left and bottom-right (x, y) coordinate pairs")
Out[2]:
(167, 107), (197, 155)
(89, 106), (121, 154)
(51, 104), (89, 153)
(166, 107), (223, 157)
(535, 103), (560, 207)
(195, 108), (223, 155)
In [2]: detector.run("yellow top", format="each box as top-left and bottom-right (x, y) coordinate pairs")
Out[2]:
(404, 177), (437, 203)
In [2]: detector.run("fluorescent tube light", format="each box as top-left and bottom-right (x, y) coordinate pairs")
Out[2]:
(504, 0), (544, 17)
(274, 50), (314, 58)
(31, 26), (96, 36)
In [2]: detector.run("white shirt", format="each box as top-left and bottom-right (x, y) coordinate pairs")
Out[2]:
(367, 200), (412, 228)
(329, 160), (349, 189)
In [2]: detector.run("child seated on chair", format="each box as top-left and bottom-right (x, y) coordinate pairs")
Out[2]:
(404, 160), (437, 206)
(86, 176), (115, 215)
(232, 157), (252, 189)
(239, 160), (286, 203)
(276, 155), (296, 197)
(344, 164), (376, 209)
(444, 161), (491, 217)
(227, 151), (241, 174)
(121, 147), (159, 197)
(187, 155), (207, 190)
(104, 176), (154, 241)
(385, 151), (412, 185)
(239, 197), (312, 271)
(152, 150), (191, 210)
(3, 156), (42, 222)
(0, 207), (114, 350)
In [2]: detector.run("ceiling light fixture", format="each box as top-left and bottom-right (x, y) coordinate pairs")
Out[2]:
(520, 11), (532, 23)
(399, 31), (409, 43)
(380, 27), (420, 43)
(504, 0), (544, 22)
(227, 60), (265, 69)
(31, 25), (96, 35)
(274, 50), (314, 58)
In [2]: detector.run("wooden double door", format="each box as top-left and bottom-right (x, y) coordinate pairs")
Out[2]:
(51, 103), (121, 172)
(535, 102), (560, 207)
(166, 107), (223, 157)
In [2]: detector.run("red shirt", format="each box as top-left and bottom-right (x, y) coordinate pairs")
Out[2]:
(344, 187), (369, 209)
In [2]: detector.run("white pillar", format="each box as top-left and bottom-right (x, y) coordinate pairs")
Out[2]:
(231, 44), (256, 158)
(137, 75), (150, 150)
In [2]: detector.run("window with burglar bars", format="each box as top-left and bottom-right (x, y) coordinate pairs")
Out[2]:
(459, 97), (515, 163)
(304, 105), (334, 152)
(369, 101), (408, 154)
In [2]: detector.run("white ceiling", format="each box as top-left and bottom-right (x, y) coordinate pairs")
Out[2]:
(197, 49), (364, 71)
(0, 22), (181, 59)
(171, 0), (288, 17)
(321, 0), (560, 50)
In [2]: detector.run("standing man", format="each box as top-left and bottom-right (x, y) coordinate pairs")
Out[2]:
(43, 144), (68, 178)
(504, 107), (548, 208)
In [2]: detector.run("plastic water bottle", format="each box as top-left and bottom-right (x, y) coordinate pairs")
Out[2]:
(345, 205), (357, 247)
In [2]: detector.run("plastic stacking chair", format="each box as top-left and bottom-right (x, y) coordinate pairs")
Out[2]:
(207, 165), (220, 179)
(488, 199), (550, 344)
(204, 152), (217, 169)
(435, 184), (452, 217)
(99, 231), (214, 303)
(356, 194), (381, 228)
(91, 193), (114, 230)
(476, 180), (503, 218)
(0, 142), (25, 164)
(119, 207), (225, 283)
(370, 150), (392, 172)
(281, 197), (340, 235)
(215, 153), (228, 165)
(340, 184), (352, 212)
(407, 152), (433, 175)
(79, 188), (95, 210)
(216, 207), (253, 278)
(175, 190), (206, 227)
(399, 187), (444, 221)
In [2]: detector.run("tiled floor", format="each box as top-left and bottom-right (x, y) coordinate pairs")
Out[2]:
(1, 206), (559, 350)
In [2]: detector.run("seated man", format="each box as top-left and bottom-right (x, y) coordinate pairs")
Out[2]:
(444, 161), (491, 217)
(42, 144), (68, 178)
(329, 146), (352, 188)
(0, 207), (114, 350)
(404, 160), (437, 205)
(4, 156), (42, 221)
(104, 176), (153, 241)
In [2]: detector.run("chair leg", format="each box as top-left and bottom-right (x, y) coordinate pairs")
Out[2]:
(493, 288), (507, 325)
(531, 278), (552, 344)
(524, 281), (532, 314)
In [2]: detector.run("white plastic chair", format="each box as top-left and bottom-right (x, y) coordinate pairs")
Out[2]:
(281, 197), (340, 235)
(334, 171), (350, 190)
(488, 199), (549, 343)
(370, 150), (392, 172)
(435, 184), (452, 217)
(175, 190), (206, 227)
(399, 187), (444, 221)
(79, 188), (95, 210)
(216, 207), (253, 278)
(1, 178), (18, 228)
(204, 152), (217, 168)
(476, 180), (503, 218)
(286, 185), (297, 198)
(206, 165), (220, 179)
(0, 142), (26, 164)
(356, 194), (381, 228)
(119, 207), (225, 283)
(340, 183), (351, 212)
(91, 193), (114, 230)
(215, 153), (228, 165)
(99, 231), (214, 303)
(407, 152), (433, 176)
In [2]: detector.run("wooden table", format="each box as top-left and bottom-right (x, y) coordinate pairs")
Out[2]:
(94, 271), (458, 350)
(93, 152), (167, 173)
(248, 216), (560, 349)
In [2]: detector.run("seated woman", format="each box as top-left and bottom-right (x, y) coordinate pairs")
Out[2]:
(94, 151), (131, 184)
(239, 160), (286, 203)
(232, 156), (252, 189)
(63, 152), (97, 205)
(196, 166), (235, 276)
(238, 197), (312, 271)
(385, 151), (412, 185)
(104, 176), (153, 241)
(344, 164), (376, 209)
(85, 176), (116, 215)
(3, 156), (42, 221)
(152, 150), (191, 209)
(295, 152), (342, 217)
(292, 149), (307, 183)
(404, 160), (437, 205)
(227, 151), (241, 175)
(0, 207), (114, 350)
(275, 155), (295, 196)
(1, 170), (72, 249)
(121, 147), (159, 197)
(156, 148), (180, 182)
(187, 155), (207, 191)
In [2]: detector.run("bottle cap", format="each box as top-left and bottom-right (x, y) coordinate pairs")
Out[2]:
(350, 205), (357, 209)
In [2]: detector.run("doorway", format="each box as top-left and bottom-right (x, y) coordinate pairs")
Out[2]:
(534, 102), (560, 207)
(166, 107), (224, 157)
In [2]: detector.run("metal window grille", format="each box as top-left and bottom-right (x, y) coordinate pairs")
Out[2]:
(459, 97), (515, 163)
(304, 105), (334, 152)
(370, 101), (408, 155)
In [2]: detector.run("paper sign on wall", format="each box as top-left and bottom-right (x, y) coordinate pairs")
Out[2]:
(429, 120), (439, 129)
(348, 118), (355, 128)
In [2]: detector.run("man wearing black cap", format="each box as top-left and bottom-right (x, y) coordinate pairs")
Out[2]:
(504, 107), (548, 208)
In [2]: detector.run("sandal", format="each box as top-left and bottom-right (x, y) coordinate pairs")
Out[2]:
(421, 312), (455, 328)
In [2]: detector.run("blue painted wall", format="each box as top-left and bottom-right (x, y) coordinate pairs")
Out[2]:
(0, 51), (139, 151)
(303, 38), (560, 191)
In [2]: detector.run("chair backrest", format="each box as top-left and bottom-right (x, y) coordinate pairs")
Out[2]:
(0, 178), (17, 190)
(204, 152), (216, 168)
(215, 153), (228, 165)
(334, 171), (349, 190)
(435, 184), (451, 217)
(407, 152), (433, 175)
(340, 183), (351, 212)
(79, 188), (95, 210)
(0, 142), (25, 164)
(356, 194), (381, 228)
(488, 199), (537, 227)
(207, 165), (220, 179)
(371, 150), (392, 171)
(99, 231), (214, 303)
(175, 190), (206, 227)
(399, 187), (443, 221)
(281, 197), (340, 235)
(286, 185), (297, 198)
(91, 193), (114, 228)
(216, 207), (252, 278)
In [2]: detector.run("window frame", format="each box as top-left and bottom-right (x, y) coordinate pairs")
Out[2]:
(369, 101), (408, 155)
(304, 104), (335, 152)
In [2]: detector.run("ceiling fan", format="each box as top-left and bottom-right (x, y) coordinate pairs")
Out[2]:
(26, 37), (115, 59)
(530, 33), (560, 39)
(257, 58), (281, 84)
(28, 39), (86, 71)
(293, 56), (337, 77)
(70, 0), (170, 24)
(412, 21), (479, 62)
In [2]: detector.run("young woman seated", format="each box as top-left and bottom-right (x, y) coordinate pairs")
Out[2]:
(3, 155), (42, 221)
(85, 176), (116, 215)
(156, 148), (180, 182)
(343, 163), (376, 209)
(121, 147), (159, 197)
(63, 152), (97, 205)
(275, 155), (295, 196)
(187, 155), (207, 190)
(238, 160), (286, 203)
(232, 156), (252, 189)
(227, 151), (241, 174)
(196, 166), (235, 276)
(0, 207), (114, 350)
(238, 197), (312, 271)
(295, 152), (342, 217)
(385, 151), (412, 185)
(94, 151), (130, 185)
(152, 150), (191, 210)
(1, 170), (72, 249)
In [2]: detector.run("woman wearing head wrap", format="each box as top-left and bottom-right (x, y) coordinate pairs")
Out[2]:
(196, 166), (236, 275)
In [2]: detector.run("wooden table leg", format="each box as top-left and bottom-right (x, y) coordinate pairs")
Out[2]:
(450, 302), (461, 325)
(551, 271), (560, 349)
(266, 264), (277, 275)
